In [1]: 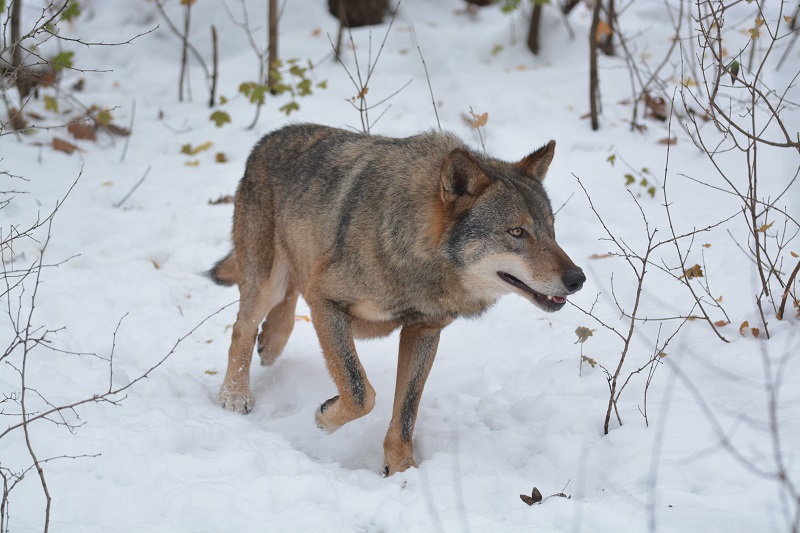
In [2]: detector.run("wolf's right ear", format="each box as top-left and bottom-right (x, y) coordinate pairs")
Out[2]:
(440, 149), (491, 210)
(517, 140), (556, 181)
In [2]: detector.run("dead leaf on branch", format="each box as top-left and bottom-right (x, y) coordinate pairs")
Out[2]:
(757, 222), (774, 233)
(589, 253), (613, 259)
(462, 109), (488, 129)
(680, 264), (704, 280)
(574, 326), (595, 344)
(714, 320), (729, 327)
(595, 20), (612, 42)
(658, 137), (677, 145)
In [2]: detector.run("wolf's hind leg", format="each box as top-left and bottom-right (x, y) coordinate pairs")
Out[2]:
(257, 287), (299, 366)
(307, 297), (376, 433)
(219, 263), (289, 414)
(382, 323), (444, 476)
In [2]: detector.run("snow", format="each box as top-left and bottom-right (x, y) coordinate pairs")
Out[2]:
(2, 0), (798, 532)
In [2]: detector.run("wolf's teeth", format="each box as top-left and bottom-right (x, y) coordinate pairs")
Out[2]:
(546, 295), (553, 301)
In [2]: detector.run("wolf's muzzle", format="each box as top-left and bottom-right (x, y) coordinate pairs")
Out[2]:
(562, 267), (586, 294)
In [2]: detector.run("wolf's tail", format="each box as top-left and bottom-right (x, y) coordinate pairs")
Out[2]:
(207, 252), (239, 287)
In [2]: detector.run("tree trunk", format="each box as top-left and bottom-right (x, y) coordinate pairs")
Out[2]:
(267, 0), (279, 93)
(526, 4), (543, 55)
(589, 0), (601, 130)
(328, 0), (388, 28)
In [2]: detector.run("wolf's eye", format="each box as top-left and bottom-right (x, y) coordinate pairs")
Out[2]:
(508, 227), (527, 238)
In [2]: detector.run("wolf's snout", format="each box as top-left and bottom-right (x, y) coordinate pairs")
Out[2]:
(562, 267), (586, 294)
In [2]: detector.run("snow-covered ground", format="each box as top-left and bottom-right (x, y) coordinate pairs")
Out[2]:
(2, 0), (798, 531)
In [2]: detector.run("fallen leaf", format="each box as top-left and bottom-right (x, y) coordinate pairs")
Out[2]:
(208, 195), (234, 205)
(739, 320), (750, 336)
(181, 141), (213, 155)
(205, 370), (218, 375)
(151, 259), (161, 270)
(52, 137), (79, 154)
(311, 27), (322, 36)
(9, 108), (27, 131)
(103, 123), (131, 137)
(185, 160), (200, 166)
(68, 121), (97, 141)
(751, 327), (760, 338)
(215, 152), (227, 163)
(645, 92), (667, 121)
(520, 487), (543, 506)
(295, 315), (311, 322)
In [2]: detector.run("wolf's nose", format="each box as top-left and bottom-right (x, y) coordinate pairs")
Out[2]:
(562, 267), (586, 294)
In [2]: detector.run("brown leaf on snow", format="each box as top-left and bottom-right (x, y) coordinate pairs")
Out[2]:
(68, 121), (97, 141)
(208, 195), (234, 205)
(739, 320), (749, 336)
(520, 487), (543, 506)
(103, 123), (131, 137)
(52, 137), (80, 154)
(645, 93), (667, 121)
(9, 108), (27, 131)
(751, 327), (760, 338)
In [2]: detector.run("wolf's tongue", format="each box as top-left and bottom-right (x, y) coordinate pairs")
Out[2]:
(552, 296), (567, 304)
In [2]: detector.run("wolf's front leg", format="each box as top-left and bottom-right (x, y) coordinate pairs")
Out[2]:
(383, 323), (445, 476)
(308, 298), (376, 432)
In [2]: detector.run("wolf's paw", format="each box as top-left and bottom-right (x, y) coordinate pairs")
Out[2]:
(257, 345), (279, 367)
(218, 384), (254, 414)
(315, 395), (342, 433)
(382, 458), (417, 477)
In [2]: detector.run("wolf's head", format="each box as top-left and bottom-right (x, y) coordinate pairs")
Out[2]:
(438, 141), (585, 312)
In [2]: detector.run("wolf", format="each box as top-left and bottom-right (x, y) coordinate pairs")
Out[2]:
(209, 123), (585, 475)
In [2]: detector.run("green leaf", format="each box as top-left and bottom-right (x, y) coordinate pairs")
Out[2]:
(647, 186), (656, 198)
(219, 95), (228, 105)
(491, 44), (504, 56)
(639, 177), (648, 187)
(0, 1), (5, 15)
(624, 173), (635, 186)
(96, 109), (112, 126)
(279, 101), (300, 116)
(51, 51), (75, 72)
(574, 326), (596, 344)
(297, 78), (312, 96)
(210, 110), (231, 127)
(316, 80), (328, 90)
(728, 59), (740, 84)
(44, 95), (59, 113)
(606, 154), (616, 166)
(61, 1), (81, 22)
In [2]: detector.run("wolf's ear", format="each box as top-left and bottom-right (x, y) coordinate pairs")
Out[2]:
(440, 149), (491, 209)
(517, 140), (556, 181)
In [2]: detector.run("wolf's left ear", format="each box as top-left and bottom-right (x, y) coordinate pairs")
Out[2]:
(440, 148), (492, 210)
(517, 140), (556, 181)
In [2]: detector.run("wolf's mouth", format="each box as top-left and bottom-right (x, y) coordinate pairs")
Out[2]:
(497, 272), (567, 311)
